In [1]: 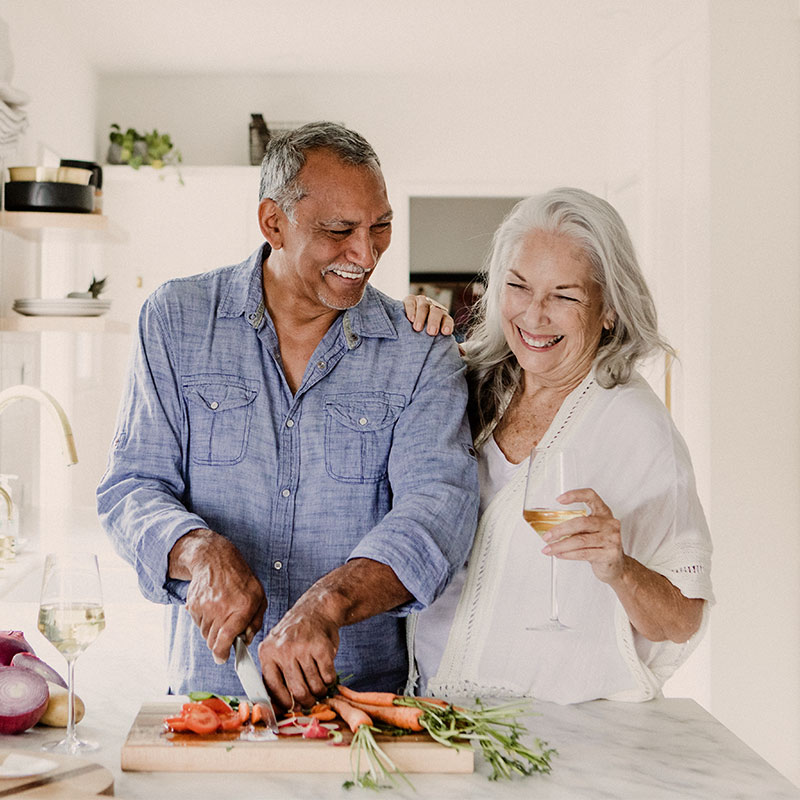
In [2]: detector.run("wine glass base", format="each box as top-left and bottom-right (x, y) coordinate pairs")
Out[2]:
(42, 737), (99, 755)
(526, 620), (573, 632)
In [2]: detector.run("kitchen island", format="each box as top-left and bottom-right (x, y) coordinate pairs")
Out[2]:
(3, 691), (799, 799)
(2, 512), (799, 798)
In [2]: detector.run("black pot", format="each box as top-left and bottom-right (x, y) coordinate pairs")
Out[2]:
(4, 181), (93, 213)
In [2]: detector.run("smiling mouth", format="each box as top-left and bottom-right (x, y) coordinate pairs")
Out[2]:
(518, 329), (564, 349)
(323, 264), (371, 282)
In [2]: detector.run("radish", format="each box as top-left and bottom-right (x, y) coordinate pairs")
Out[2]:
(0, 631), (35, 666)
(0, 666), (50, 734)
(10, 652), (67, 689)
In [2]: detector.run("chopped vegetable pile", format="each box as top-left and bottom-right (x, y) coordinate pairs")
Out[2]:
(168, 683), (556, 791)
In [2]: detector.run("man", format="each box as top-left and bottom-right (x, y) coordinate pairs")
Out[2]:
(97, 122), (478, 708)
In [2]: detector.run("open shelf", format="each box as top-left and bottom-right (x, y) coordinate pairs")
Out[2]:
(0, 210), (109, 237)
(0, 315), (129, 334)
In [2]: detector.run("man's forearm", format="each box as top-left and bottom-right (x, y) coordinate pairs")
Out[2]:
(296, 558), (413, 629)
(168, 528), (224, 580)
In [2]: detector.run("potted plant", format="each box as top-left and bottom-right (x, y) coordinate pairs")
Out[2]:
(107, 124), (184, 184)
(67, 275), (107, 300)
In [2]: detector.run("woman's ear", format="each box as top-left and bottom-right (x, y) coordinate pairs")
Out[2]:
(603, 311), (617, 331)
(258, 198), (285, 250)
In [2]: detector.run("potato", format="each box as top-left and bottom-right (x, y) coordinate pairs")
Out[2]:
(38, 682), (85, 727)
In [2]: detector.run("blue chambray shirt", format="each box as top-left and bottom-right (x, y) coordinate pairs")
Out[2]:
(97, 244), (478, 696)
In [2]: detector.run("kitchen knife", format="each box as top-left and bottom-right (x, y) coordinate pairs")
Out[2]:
(233, 635), (279, 734)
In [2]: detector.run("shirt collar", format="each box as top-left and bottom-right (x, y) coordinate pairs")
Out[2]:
(217, 242), (270, 326)
(217, 241), (398, 342)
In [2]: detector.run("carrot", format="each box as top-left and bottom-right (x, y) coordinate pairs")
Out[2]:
(340, 698), (424, 732)
(308, 707), (337, 721)
(238, 700), (250, 724)
(336, 684), (398, 707)
(251, 703), (262, 724)
(327, 696), (373, 733)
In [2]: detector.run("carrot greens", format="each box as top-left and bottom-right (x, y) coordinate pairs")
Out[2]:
(344, 725), (414, 791)
(395, 696), (556, 781)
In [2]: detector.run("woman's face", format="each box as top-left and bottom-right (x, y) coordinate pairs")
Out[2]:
(499, 230), (611, 391)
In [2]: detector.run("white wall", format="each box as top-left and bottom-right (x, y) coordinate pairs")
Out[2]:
(707, 0), (800, 784)
(0, 3), (98, 506)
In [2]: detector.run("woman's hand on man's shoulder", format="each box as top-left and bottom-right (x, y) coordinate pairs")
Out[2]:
(403, 294), (454, 336)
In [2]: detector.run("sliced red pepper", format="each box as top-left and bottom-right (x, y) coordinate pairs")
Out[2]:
(182, 704), (221, 735)
(199, 697), (233, 715)
(164, 715), (189, 732)
(218, 712), (243, 732)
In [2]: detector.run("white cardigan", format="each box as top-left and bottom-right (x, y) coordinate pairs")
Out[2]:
(408, 370), (714, 704)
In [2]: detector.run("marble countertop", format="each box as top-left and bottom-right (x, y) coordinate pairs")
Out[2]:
(3, 692), (799, 799)
(3, 510), (800, 798)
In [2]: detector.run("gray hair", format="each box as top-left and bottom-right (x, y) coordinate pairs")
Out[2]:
(258, 121), (381, 220)
(463, 187), (673, 444)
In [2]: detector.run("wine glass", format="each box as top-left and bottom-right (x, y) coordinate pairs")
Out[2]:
(523, 447), (586, 631)
(37, 552), (106, 754)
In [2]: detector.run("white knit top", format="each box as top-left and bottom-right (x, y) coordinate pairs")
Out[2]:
(409, 369), (714, 704)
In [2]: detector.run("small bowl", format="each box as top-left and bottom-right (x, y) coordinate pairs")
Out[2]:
(56, 166), (93, 185)
(7, 166), (92, 185)
(8, 166), (58, 182)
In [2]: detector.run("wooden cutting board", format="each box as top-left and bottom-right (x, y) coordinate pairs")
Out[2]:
(121, 701), (473, 774)
(0, 749), (114, 797)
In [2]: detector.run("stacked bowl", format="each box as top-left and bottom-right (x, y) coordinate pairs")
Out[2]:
(4, 165), (94, 212)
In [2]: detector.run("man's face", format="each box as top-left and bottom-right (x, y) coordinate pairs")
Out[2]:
(267, 148), (393, 313)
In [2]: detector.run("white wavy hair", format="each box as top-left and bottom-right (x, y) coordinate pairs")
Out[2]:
(463, 187), (673, 443)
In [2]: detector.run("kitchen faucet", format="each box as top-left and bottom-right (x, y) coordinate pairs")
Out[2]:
(0, 384), (78, 466)
(0, 484), (10, 520)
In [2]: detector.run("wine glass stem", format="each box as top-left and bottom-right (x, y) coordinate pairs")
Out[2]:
(549, 555), (559, 622)
(65, 657), (78, 745)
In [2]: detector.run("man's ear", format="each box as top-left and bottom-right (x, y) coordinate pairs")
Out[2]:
(258, 198), (286, 250)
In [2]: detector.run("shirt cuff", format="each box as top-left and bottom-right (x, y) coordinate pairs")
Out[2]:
(134, 514), (210, 604)
(347, 525), (453, 614)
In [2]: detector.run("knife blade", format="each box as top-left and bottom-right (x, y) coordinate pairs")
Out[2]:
(233, 635), (279, 734)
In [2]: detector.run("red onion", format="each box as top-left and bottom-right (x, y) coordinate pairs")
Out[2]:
(11, 652), (67, 689)
(0, 666), (50, 734)
(0, 630), (35, 666)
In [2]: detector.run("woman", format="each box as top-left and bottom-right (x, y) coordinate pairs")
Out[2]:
(405, 187), (713, 704)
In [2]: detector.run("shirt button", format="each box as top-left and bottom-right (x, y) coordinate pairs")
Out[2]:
(359, 417), (368, 425)
(281, 488), (290, 498)
(209, 401), (219, 410)
(286, 419), (294, 428)
(316, 360), (326, 370)
(273, 560), (283, 571)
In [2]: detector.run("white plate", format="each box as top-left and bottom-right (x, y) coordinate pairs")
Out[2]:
(13, 298), (110, 317)
(0, 753), (58, 779)
(13, 297), (111, 306)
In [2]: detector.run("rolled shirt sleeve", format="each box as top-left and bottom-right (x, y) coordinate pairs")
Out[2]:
(348, 336), (478, 611)
(97, 291), (209, 604)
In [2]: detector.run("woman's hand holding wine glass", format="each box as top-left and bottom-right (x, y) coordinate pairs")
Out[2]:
(523, 447), (586, 631)
(38, 552), (105, 754)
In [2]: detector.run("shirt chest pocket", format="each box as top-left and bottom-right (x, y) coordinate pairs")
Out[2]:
(182, 377), (258, 465)
(324, 392), (406, 483)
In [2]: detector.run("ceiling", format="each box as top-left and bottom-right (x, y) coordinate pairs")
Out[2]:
(50, 0), (692, 76)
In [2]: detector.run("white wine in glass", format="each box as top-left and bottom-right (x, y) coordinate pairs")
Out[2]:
(38, 552), (105, 754)
(523, 447), (586, 631)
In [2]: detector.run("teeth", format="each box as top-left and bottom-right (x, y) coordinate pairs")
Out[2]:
(519, 330), (564, 348)
(331, 269), (362, 280)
